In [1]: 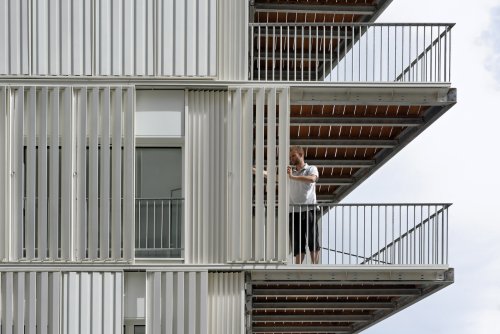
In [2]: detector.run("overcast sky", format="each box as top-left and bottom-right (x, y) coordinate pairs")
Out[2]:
(343, 0), (500, 333)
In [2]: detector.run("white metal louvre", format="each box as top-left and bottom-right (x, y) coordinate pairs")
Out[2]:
(218, 0), (247, 80)
(2, 86), (134, 262)
(0, 0), (216, 77)
(61, 271), (123, 334)
(0, 86), (6, 261)
(207, 272), (245, 334)
(0, 271), (62, 334)
(146, 271), (208, 334)
(0, 0), (30, 75)
(32, 0), (92, 75)
(186, 91), (228, 264)
(227, 87), (290, 263)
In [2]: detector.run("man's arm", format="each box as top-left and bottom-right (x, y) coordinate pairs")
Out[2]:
(289, 174), (317, 183)
(287, 166), (318, 183)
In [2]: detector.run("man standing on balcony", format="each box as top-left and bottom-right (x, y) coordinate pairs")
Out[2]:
(288, 146), (320, 264)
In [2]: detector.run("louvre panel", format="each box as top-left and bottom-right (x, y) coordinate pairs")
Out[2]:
(227, 87), (290, 263)
(146, 271), (208, 334)
(31, 0), (92, 75)
(186, 91), (228, 264)
(0, 87), (6, 261)
(2, 86), (134, 262)
(0, 271), (62, 334)
(0, 0), (216, 77)
(60, 271), (123, 334)
(218, 0), (247, 80)
(207, 272), (244, 334)
(0, 0), (30, 75)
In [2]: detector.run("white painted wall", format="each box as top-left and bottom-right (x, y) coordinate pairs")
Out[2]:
(136, 90), (184, 137)
(125, 272), (147, 320)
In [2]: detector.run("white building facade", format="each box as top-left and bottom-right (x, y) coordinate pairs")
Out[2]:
(0, 0), (456, 333)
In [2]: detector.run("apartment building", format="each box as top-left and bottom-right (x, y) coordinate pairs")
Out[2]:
(0, 0), (456, 333)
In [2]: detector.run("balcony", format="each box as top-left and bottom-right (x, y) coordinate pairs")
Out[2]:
(249, 23), (453, 83)
(288, 203), (449, 265)
(135, 198), (184, 259)
(247, 203), (452, 333)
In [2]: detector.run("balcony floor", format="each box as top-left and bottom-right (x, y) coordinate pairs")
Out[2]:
(248, 266), (454, 333)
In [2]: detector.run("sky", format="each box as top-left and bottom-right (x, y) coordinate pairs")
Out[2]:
(343, 0), (500, 333)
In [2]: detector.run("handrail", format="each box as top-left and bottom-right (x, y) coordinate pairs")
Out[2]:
(249, 22), (454, 83)
(287, 203), (450, 265)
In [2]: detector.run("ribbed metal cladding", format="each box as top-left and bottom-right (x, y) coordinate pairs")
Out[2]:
(186, 91), (228, 264)
(0, 0), (30, 75)
(0, 271), (62, 334)
(0, 0), (217, 77)
(61, 271), (123, 334)
(0, 87), (6, 261)
(1, 85), (134, 262)
(218, 0), (247, 80)
(227, 87), (290, 263)
(146, 271), (208, 334)
(208, 272), (245, 334)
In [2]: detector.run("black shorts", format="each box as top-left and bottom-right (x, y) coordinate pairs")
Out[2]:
(289, 210), (321, 256)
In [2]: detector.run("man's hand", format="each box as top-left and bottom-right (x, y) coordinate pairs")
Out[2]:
(287, 166), (293, 177)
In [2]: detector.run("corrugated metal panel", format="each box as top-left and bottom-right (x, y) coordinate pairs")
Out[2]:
(0, 0), (30, 75)
(0, 271), (62, 334)
(3, 86), (134, 262)
(31, 0), (92, 75)
(208, 272), (245, 334)
(227, 87), (290, 263)
(61, 271), (123, 334)
(146, 270), (208, 334)
(0, 87), (6, 261)
(218, 0), (247, 80)
(1, 0), (216, 77)
(186, 91), (228, 264)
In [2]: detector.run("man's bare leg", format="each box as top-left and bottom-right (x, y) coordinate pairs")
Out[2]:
(295, 253), (306, 264)
(310, 251), (320, 264)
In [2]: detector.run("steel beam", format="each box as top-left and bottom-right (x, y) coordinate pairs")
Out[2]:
(253, 314), (372, 322)
(253, 302), (395, 310)
(289, 139), (397, 148)
(252, 326), (352, 333)
(317, 178), (353, 186)
(289, 117), (423, 127)
(253, 4), (376, 16)
(252, 288), (421, 296)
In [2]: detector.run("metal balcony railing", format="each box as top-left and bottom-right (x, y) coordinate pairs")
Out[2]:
(250, 23), (453, 83)
(135, 198), (184, 258)
(289, 203), (450, 265)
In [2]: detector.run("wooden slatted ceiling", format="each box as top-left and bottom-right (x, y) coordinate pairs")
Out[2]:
(253, 104), (428, 200)
(253, 0), (379, 23)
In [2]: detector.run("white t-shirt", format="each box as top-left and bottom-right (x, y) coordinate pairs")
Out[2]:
(289, 163), (319, 212)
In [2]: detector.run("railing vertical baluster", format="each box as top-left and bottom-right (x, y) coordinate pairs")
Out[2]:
(416, 26), (419, 82)
(301, 25), (305, 81)
(358, 26), (361, 82)
(251, 26), (254, 80)
(146, 201), (149, 250)
(258, 26), (261, 80)
(401, 26), (404, 82)
(323, 24), (327, 80)
(351, 25), (354, 81)
(287, 26), (290, 81)
(384, 26), (387, 81)
(337, 25), (341, 82)
(271, 26), (276, 81)
(265, 25), (268, 81)
(161, 201), (164, 249)
(294, 26), (297, 81)
(280, 26), (282, 81)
